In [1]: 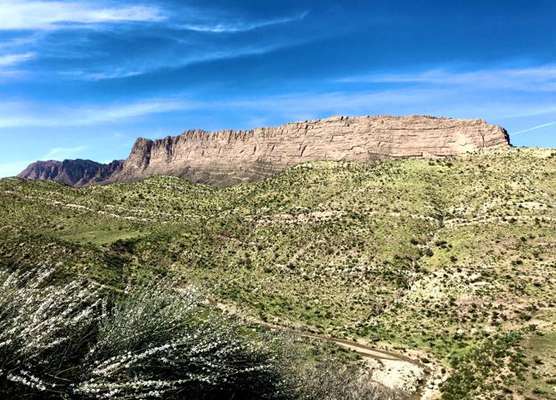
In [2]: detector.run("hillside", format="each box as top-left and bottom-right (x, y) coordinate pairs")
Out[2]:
(18, 115), (510, 187)
(2, 148), (555, 399)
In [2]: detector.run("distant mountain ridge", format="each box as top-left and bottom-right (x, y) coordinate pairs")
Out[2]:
(18, 115), (511, 187)
(18, 159), (124, 187)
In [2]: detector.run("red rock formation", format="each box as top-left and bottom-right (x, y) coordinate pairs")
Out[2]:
(18, 115), (510, 187)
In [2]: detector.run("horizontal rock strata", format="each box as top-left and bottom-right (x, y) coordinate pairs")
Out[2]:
(19, 115), (510, 187)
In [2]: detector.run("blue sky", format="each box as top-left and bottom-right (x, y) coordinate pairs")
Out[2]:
(0, 0), (555, 177)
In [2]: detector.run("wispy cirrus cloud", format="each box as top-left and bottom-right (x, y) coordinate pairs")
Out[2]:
(0, 99), (195, 128)
(42, 145), (88, 160)
(179, 11), (310, 33)
(0, 52), (36, 79)
(1, 86), (554, 134)
(0, 52), (36, 67)
(338, 65), (556, 92)
(0, 1), (307, 34)
(0, 2), (314, 81)
(0, 0), (165, 30)
(513, 121), (556, 135)
(212, 87), (556, 135)
(68, 39), (312, 80)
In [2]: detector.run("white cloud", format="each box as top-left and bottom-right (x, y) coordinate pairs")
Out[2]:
(513, 121), (556, 135)
(0, 52), (36, 67)
(338, 65), (556, 92)
(1, 85), (554, 133)
(90, 100), (193, 122)
(0, 3), (314, 81)
(0, 99), (195, 128)
(42, 145), (87, 160)
(0, 0), (165, 30)
(70, 41), (308, 80)
(0, 52), (36, 79)
(500, 106), (556, 120)
(179, 11), (309, 33)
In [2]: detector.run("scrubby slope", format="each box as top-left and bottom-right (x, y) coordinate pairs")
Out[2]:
(1, 148), (555, 399)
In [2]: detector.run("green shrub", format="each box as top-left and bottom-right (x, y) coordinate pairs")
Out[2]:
(441, 331), (522, 400)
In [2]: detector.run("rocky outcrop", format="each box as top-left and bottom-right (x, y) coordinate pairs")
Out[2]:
(18, 115), (510, 187)
(108, 115), (510, 186)
(18, 159), (123, 187)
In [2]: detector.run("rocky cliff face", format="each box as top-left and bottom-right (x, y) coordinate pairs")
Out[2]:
(108, 115), (510, 186)
(18, 159), (123, 187)
(18, 115), (510, 187)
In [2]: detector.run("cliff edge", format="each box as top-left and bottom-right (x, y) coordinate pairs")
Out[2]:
(18, 115), (511, 187)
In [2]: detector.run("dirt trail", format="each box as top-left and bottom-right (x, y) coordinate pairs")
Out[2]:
(276, 327), (442, 399)
(212, 301), (445, 399)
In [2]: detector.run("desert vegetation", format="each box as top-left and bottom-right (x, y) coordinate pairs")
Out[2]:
(0, 269), (398, 400)
(1, 148), (555, 399)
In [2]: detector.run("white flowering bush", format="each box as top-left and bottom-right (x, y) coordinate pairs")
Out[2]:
(0, 269), (396, 400)
(0, 268), (106, 398)
(75, 284), (287, 400)
(0, 269), (288, 399)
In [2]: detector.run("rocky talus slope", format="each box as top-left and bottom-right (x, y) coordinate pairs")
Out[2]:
(19, 115), (510, 186)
